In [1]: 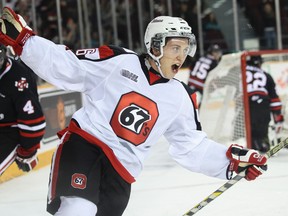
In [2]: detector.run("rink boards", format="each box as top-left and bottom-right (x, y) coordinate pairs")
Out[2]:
(0, 84), (83, 183)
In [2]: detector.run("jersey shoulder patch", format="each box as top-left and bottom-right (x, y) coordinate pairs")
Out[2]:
(4, 60), (36, 94)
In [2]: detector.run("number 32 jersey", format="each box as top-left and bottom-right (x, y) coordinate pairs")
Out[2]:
(21, 36), (230, 181)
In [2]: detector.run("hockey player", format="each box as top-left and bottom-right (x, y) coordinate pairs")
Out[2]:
(0, 7), (268, 216)
(0, 44), (46, 175)
(246, 55), (284, 152)
(188, 44), (222, 97)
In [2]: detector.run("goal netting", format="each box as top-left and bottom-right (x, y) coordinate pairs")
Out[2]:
(199, 50), (288, 148)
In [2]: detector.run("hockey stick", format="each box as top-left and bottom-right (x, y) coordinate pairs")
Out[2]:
(182, 137), (288, 216)
(0, 147), (17, 176)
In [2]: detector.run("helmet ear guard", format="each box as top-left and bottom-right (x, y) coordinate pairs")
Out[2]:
(151, 37), (162, 52)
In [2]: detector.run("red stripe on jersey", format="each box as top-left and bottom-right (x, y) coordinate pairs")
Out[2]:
(191, 93), (198, 109)
(148, 71), (161, 85)
(17, 143), (40, 156)
(188, 76), (204, 85)
(20, 129), (45, 138)
(0, 122), (17, 127)
(17, 116), (46, 125)
(67, 120), (135, 183)
(270, 106), (282, 111)
(270, 98), (281, 103)
(99, 45), (114, 59)
(248, 91), (267, 97)
(49, 136), (66, 202)
(270, 97), (282, 111)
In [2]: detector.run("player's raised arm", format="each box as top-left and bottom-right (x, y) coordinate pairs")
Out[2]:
(0, 7), (88, 92)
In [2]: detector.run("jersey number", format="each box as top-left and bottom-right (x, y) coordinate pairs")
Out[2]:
(246, 70), (267, 93)
(110, 91), (159, 146)
(23, 100), (34, 114)
(119, 104), (151, 134)
(191, 61), (210, 79)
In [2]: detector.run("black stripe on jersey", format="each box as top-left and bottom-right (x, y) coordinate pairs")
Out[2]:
(138, 55), (170, 85)
(108, 45), (129, 55)
(181, 82), (202, 131)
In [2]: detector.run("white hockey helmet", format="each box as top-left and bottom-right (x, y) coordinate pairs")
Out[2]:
(144, 16), (197, 60)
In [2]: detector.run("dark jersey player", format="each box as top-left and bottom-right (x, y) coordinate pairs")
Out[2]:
(0, 44), (46, 175)
(188, 44), (222, 95)
(246, 55), (284, 152)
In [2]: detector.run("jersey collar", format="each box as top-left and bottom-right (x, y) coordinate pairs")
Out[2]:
(139, 55), (169, 85)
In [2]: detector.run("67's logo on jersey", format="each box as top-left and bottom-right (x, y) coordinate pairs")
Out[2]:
(110, 91), (159, 145)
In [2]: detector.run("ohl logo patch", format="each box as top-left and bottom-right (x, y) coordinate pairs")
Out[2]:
(110, 91), (159, 146)
(15, 77), (29, 91)
(71, 173), (87, 189)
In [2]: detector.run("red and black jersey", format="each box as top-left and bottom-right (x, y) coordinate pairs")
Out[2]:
(188, 54), (219, 94)
(246, 64), (282, 114)
(0, 57), (46, 150)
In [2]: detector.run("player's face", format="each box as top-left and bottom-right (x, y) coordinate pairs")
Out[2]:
(159, 38), (189, 79)
(213, 51), (222, 61)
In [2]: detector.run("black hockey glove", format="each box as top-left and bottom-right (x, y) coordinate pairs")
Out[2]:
(226, 144), (268, 181)
(15, 146), (39, 172)
(0, 7), (35, 55)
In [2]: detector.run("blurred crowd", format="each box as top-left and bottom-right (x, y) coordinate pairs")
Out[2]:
(239, 0), (288, 50)
(2, 0), (288, 54)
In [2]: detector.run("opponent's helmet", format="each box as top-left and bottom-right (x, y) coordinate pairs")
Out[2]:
(144, 16), (197, 61)
(207, 44), (222, 61)
(207, 44), (222, 54)
(247, 55), (263, 66)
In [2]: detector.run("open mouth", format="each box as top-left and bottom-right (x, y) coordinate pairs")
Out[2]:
(172, 64), (180, 73)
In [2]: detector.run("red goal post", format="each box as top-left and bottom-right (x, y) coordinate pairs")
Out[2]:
(199, 50), (288, 149)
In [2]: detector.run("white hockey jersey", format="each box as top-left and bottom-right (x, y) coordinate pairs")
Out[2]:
(21, 36), (230, 182)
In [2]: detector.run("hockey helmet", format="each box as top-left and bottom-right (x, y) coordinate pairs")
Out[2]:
(144, 16), (197, 61)
(207, 44), (222, 54)
(207, 44), (222, 61)
(247, 55), (263, 66)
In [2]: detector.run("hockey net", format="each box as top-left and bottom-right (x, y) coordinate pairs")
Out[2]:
(199, 50), (288, 148)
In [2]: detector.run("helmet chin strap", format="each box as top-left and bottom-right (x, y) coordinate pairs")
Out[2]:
(152, 56), (169, 79)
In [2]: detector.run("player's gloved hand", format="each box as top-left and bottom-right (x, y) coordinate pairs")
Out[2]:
(226, 144), (268, 181)
(273, 113), (284, 134)
(0, 7), (35, 55)
(15, 146), (39, 172)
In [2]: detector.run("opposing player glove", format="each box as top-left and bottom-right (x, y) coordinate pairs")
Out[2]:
(15, 146), (39, 172)
(226, 144), (268, 181)
(273, 113), (284, 134)
(0, 7), (35, 56)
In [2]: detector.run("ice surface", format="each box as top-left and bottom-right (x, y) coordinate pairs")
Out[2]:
(1, 137), (288, 216)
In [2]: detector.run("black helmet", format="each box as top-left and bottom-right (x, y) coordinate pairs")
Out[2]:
(247, 55), (262, 66)
(207, 44), (222, 54)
